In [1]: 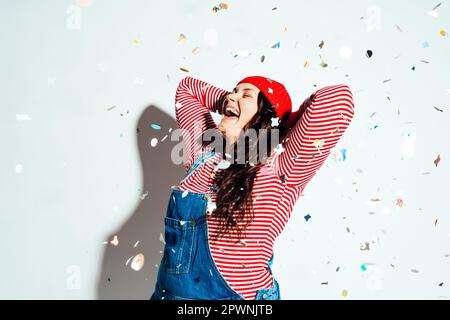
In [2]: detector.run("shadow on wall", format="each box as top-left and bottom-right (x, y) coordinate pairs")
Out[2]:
(96, 104), (184, 299)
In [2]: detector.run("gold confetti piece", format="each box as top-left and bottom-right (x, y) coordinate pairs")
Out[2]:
(110, 235), (119, 246)
(312, 139), (324, 147)
(131, 253), (145, 271)
(133, 39), (139, 44)
(212, 2), (228, 12)
(341, 289), (348, 297)
(179, 67), (190, 72)
(178, 33), (187, 43)
(434, 154), (441, 166)
(304, 61), (310, 68)
(192, 47), (200, 55)
(440, 29), (447, 36)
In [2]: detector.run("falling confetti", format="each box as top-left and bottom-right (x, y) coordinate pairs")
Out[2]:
(107, 105), (116, 111)
(159, 233), (165, 245)
(271, 41), (280, 49)
(434, 218), (439, 226)
(151, 124), (161, 130)
(260, 55), (265, 63)
(271, 117), (279, 126)
(360, 242), (370, 251)
(304, 214), (311, 222)
(16, 114), (31, 121)
(433, 106), (443, 112)
(341, 289), (348, 297)
(434, 154), (441, 167)
(150, 138), (158, 147)
(211, 2), (228, 13)
(179, 67), (190, 72)
(131, 253), (145, 271)
(132, 39), (139, 44)
(192, 47), (200, 55)
(439, 29), (447, 36)
(411, 269), (420, 273)
(366, 50), (373, 58)
(320, 60), (328, 68)
(110, 235), (119, 246)
(140, 191), (149, 200)
(361, 264), (367, 271)
(340, 148), (347, 161)
(395, 198), (404, 207)
(319, 40), (324, 49)
(178, 33), (187, 43)
(133, 241), (140, 248)
(312, 139), (324, 148)
(274, 144), (285, 155)
(339, 45), (352, 59)
(15, 164), (23, 174)
(395, 24), (403, 32)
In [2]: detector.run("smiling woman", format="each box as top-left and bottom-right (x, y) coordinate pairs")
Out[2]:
(150, 75), (355, 300)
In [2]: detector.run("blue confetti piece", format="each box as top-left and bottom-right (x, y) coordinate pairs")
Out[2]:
(151, 124), (161, 130)
(361, 264), (367, 271)
(275, 41), (280, 48)
(340, 148), (347, 161)
(304, 214), (311, 222)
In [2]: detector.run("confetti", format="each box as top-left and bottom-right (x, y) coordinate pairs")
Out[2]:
(107, 105), (116, 111)
(304, 214), (311, 222)
(15, 164), (23, 174)
(140, 191), (149, 200)
(434, 218), (438, 226)
(260, 55), (265, 63)
(433, 106), (443, 112)
(339, 45), (352, 59)
(133, 241), (140, 248)
(182, 190), (189, 198)
(159, 233), (165, 245)
(382, 79), (392, 83)
(361, 264), (367, 271)
(125, 256), (134, 266)
(439, 29), (447, 36)
(395, 198), (404, 207)
(178, 33), (187, 43)
(212, 2), (228, 12)
(274, 144), (285, 155)
(110, 235), (119, 246)
(131, 253), (145, 271)
(179, 67), (190, 72)
(411, 269), (420, 273)
(192, 47), (200, 55)
(304, 61), (310, 68)
(319, 40), (324, 49)
(151, 124), (161, 130)
(320, 60), (328, 68)
(341, 289), (348, 297)
(271, 41), (280, 49)
(421, 42), (430, 48)
(427, 10), (439, 18)
(360, 242), (370, 251)
(395, 24), (403, 32)
(340, 148), (347, 161)
(312, 139), (324, 148)
(321, 282), (329, 285)
(434, 154), (441, 167)
(366, 50), (373, 58)
(271, 117), (279, 126)
(16, 114), (31, 121)
(132, 39), (139, 44)
(150, 138), (158, 147)
(439, 282), (444, 287)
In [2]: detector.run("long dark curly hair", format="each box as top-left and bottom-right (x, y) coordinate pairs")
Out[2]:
(201, 91), (291, 244)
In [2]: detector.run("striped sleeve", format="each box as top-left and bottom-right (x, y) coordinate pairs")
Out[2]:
(175, 76), (230, 169)
(272, 84), (355, 189)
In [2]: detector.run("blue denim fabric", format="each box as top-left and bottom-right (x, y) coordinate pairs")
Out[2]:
(150, 153), (280, 300)
(149, 189), (281, 300)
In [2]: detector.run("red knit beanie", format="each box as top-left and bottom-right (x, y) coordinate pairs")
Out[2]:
(237, 76), (292, 122)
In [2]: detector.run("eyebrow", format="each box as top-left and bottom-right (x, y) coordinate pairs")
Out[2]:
(232, 87), (256, 93)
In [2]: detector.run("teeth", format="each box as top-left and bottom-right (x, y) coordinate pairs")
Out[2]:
(226, 107), (239, 117)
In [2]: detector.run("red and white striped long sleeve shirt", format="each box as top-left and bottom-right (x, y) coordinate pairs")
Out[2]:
(174, 76), (355, 299)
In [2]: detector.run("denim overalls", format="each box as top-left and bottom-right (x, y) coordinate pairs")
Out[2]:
(150, 151), (281, 300)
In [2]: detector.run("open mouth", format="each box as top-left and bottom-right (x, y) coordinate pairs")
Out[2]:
(224, 106), (240, 118)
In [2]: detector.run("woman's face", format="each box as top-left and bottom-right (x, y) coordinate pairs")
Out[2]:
(218, 82), (260, 144)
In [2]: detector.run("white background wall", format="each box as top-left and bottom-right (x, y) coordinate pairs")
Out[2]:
(1, 0), (449, 299)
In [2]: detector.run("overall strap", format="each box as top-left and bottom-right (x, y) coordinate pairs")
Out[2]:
(179, 150), (217, 185)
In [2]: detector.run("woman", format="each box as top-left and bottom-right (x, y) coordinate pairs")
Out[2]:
(150, 75), (355, 300)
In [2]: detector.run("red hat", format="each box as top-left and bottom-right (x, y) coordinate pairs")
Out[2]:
(237, 76), (292, 123)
